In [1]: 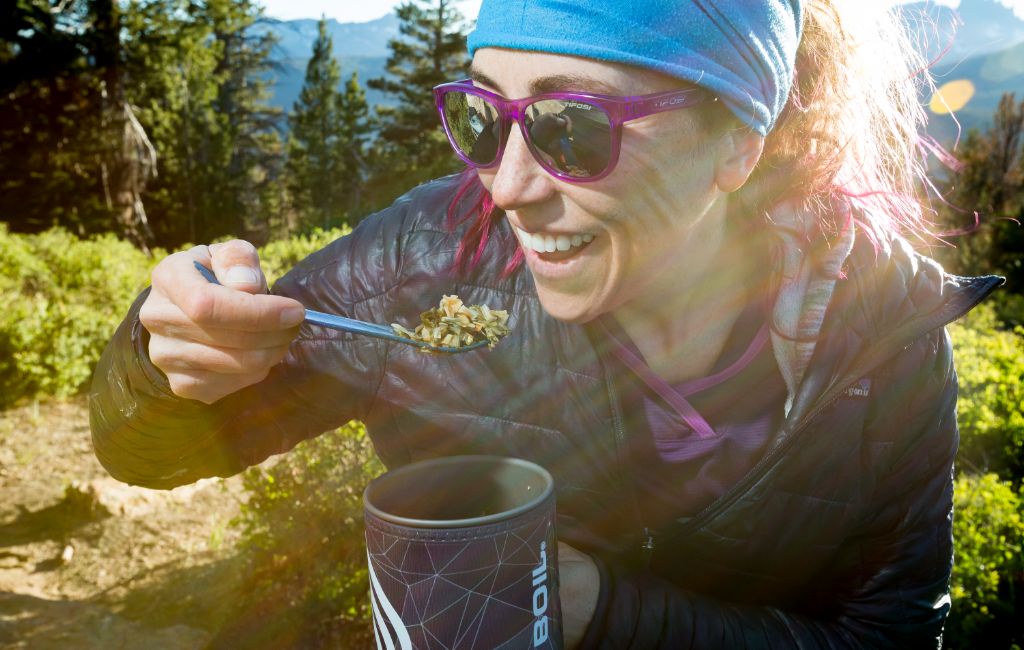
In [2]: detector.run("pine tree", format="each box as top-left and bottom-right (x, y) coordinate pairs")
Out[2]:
(120, 0), (280, 246)
(0, 0), (154, 244)
(367, 0), (469, 200)
(288, 18), (346, 229)
(0, 0), (282, 248)
(338, 71), (372, 217)
(939, 93), (1024, 296)
(204, 0), (283, 244)
(92, 0), (157, 252)
(287, 19), (374, 230)
(120, 0), (223, 246)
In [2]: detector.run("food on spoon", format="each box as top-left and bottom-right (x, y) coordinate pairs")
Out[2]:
(391, 295), (510, 350)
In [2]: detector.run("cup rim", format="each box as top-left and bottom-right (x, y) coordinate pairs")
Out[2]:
(363, 455), (555, 529)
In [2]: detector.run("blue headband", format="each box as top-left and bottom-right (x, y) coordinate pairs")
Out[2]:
(467, 0), (803, 136)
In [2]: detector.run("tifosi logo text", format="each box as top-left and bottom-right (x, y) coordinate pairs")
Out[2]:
(654, 96), (687, 108)
(532, 541), (550, 646)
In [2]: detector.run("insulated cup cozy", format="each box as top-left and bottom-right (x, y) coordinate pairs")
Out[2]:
(364, 455), (562, 649)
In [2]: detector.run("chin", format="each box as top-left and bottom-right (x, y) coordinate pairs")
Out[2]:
(535, 289), (601, 324)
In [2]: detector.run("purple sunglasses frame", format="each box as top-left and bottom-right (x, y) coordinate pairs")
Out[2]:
(433, 79), (717, 183)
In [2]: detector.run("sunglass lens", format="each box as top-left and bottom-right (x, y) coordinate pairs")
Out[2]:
(525, 99), (611, 178)
(442, 91), (502, 166)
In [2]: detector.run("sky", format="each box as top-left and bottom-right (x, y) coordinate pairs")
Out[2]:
(260, 0), (482, 23)
(257, 0), (1024, 25)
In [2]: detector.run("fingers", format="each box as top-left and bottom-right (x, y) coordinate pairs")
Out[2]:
(141, 300), (300, 348)
(140, 241), (306, 403)
(209, 240), (268, 294)
(555, 540), (600, 648)
(161, 367), (272, 405)
(150, 250), (305, 333)
(556, 540), (592, 564)
(149, 334), (291, 375)
(189, 244), (213, 267)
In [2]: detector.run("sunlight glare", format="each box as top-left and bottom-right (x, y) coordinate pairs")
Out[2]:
(929, 79), (976, 114)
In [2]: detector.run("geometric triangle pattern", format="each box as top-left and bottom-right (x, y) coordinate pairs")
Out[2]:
(366, 500), (562, 649)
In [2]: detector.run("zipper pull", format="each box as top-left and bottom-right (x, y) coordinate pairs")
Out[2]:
(640, 527), (655, 567)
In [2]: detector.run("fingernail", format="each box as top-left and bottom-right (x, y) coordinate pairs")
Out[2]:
(225, 265), (259, 285)
(280, 306), (305, 328)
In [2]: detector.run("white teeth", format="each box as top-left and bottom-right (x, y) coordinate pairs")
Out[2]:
(514, 226), (594, 254)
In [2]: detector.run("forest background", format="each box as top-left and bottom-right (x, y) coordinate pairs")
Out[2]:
(0, 0), (1022, 648)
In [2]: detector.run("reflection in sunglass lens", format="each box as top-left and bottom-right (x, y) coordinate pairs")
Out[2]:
(526, 99), (611, 178)
(443, 91), (502, 165)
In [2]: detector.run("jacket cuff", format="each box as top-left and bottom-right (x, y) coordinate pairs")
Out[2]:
(127, 288), (178, 400)
(90, 287), (218, 488)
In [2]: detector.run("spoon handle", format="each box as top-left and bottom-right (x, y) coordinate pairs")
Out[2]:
(191, 261), (487, 353)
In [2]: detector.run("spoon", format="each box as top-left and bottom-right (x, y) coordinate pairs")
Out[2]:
(193, 261), (489, 354)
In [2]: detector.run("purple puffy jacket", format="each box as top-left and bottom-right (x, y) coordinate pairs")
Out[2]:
(90, 175), (1002, 648)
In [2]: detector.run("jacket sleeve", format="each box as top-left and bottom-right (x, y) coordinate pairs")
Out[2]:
(580, 328), (957, 649)
(89, 196), (417, 490)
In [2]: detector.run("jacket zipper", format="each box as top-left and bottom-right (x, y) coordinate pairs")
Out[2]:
(603, 361), (657, 566)
(641, 527), (656, 567)
(654, 276), (1003, 545)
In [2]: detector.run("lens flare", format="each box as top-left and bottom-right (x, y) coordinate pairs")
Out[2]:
(929, 79), (975, 115)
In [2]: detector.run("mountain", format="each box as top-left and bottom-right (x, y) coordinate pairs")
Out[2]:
(260, 14), (398, 59)
(889, 1), (1024, 143)
(255, 14), (400, 114)
(256, 1), (1024, 142)
(927, 39), (1024, 144)
(898, 0), (1024, 63)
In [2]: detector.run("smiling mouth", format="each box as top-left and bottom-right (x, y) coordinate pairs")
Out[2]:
(514, 226), (594, 258)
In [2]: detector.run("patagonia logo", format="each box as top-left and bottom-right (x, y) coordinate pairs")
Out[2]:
(842, 378), (872, 399)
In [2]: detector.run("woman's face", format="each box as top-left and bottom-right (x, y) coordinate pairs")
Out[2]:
(471, 48), (745, 324)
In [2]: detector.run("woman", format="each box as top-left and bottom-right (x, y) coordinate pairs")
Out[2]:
(90, 0), (1002, 647)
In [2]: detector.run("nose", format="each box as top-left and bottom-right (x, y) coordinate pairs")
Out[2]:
(487, 124), (556, 211)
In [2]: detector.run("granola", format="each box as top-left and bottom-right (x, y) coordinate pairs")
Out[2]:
(391, 295), (510, 351)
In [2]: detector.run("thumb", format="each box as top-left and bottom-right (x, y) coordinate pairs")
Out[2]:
(209, 240), (267, 295)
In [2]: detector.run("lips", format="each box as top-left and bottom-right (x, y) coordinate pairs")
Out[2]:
(514, 226), (594, 254)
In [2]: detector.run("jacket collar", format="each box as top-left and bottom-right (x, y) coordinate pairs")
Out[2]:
(780, 231), (1003, 432)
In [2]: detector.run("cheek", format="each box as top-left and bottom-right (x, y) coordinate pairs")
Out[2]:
(606, 143), (715, 239)
(476, 168), (495, 193)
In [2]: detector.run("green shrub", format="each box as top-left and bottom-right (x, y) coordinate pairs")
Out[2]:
(259, 227), (349, 285)
(0, 225), (349, 407)
(992, 292), (1024, 330)
(947, 472), (1024, 648)
(223, 421), (383, 648)
(0, 224), (156, 406)
(948, 303), (1024, 482)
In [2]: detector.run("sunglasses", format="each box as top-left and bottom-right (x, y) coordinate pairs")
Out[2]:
(433, 79), (716, 183)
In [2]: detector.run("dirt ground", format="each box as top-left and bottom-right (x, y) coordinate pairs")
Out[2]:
(0, 397), (253, 649)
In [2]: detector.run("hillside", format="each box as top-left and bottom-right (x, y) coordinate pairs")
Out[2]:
(0, 398), (250, 648)
(928, 39), (1024, 144)
(253, 1), (1024, 141)
(254, 14), (398, 112)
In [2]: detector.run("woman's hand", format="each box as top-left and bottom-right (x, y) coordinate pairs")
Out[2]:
(139, 240), (306, 404)
(558, 540), (600, 648)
